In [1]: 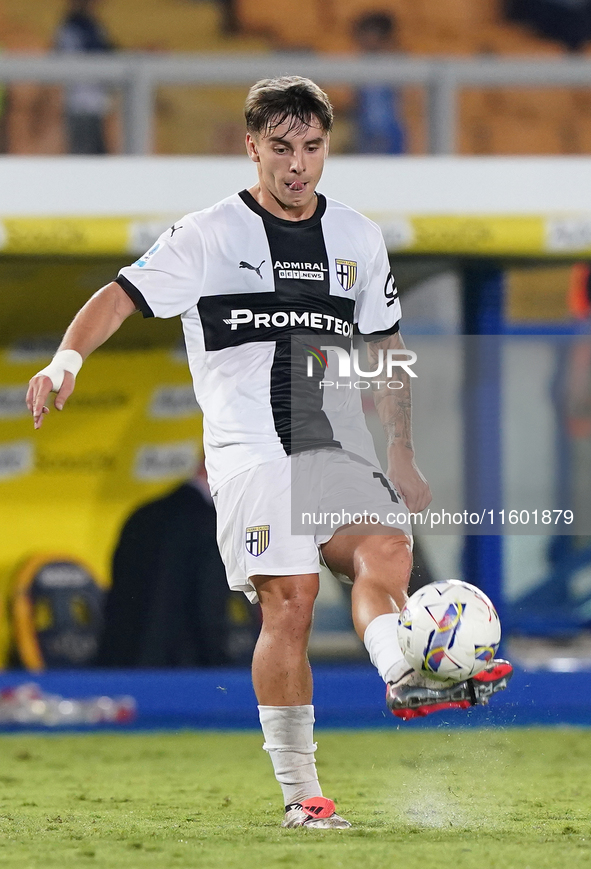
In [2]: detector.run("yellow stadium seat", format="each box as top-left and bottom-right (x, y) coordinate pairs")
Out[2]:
(499, 87), (577, 123)
(477, 22), (565, 56)
(235, 0), (323, 50)
(401, 86), (428, 154)
(484, 115), (568, 154)
(573, 117), (591, 153)
(0, 0), (270, 53)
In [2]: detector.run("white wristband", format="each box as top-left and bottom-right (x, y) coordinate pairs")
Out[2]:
(37, 350), (83, 392)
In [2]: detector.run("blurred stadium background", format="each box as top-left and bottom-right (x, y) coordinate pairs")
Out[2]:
(1, 0), (591, 728)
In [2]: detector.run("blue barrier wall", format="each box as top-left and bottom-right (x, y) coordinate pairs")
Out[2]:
(1, 666), (589, 731)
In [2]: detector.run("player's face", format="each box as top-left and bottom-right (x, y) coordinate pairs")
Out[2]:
(246, 117), (329, 220)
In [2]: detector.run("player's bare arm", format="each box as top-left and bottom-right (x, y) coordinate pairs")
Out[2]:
(26, 281), (137, 429)
(367, 330), (432, 512)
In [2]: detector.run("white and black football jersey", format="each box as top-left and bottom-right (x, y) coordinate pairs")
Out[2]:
(117, 190), (401, 494)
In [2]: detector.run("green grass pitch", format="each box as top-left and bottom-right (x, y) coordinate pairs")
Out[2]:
(1, 728), (590, 869)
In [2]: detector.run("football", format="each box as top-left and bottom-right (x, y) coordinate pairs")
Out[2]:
(397, 579), (501, 683)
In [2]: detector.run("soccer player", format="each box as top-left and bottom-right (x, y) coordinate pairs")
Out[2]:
(27, 76), (512, 829)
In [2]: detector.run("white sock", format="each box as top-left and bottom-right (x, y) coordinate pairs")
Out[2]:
(258, 705), (323, 807)
(363, 612), (409, 684)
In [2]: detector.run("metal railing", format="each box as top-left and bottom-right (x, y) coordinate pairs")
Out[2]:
(1, 52), (591, 155)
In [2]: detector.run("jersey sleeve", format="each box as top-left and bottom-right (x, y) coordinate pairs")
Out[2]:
(354, 227), (402, 341)
(116, 219), (204, 319)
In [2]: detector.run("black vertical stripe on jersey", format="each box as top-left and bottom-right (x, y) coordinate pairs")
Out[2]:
(260, 214), (348, 454)
(198, 192), (355, 454)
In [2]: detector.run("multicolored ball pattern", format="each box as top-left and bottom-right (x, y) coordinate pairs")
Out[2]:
(397, 579), (501, 683)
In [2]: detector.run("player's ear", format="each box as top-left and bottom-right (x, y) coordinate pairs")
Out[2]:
(325, 133), (330, 158)
(245, 133), (260, 163)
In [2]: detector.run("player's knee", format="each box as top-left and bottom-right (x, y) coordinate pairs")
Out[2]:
(254, 575), (318, 628)
(353, 533), (412, 583)
(279, 595), (315, 635)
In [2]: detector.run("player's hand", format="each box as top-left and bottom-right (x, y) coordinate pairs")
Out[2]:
(26, 371), (76, 430)
(387, 452), (432, 513)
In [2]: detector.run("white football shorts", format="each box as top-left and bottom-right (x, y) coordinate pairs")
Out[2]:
(213, 449), (412, 603)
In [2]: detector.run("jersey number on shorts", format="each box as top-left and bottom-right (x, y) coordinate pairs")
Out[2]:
(372, 472), (399, 503)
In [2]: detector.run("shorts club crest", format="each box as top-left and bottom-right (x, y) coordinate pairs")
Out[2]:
(245, 525), (270, 556)
(335, 259), (358, 291)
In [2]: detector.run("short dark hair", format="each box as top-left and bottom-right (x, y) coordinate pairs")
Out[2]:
(245, 76), (333, 136)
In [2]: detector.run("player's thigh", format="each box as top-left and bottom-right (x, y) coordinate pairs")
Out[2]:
(317, 451), (413, 580)
(319, 452), (411, 534)
(214, 457), (320, 603)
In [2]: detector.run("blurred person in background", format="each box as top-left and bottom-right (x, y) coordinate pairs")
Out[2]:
(54, 0), (116, 154)
(96, 459), (252, 667)
(350, 11), (406, 155)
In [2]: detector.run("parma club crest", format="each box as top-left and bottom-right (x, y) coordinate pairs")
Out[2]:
(335, 259), (358, 291)
(245, 525), (270, 556)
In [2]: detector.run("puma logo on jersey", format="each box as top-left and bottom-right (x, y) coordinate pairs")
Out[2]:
(239, 260), (265, 279)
